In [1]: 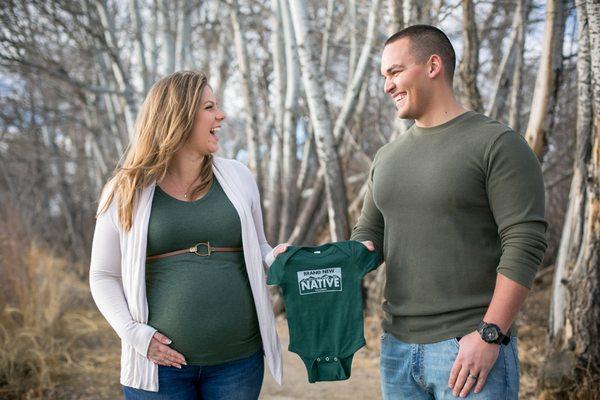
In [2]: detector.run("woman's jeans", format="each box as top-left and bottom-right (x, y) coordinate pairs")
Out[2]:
(122, 349), (264, 400)
(380, 332), (519, 399)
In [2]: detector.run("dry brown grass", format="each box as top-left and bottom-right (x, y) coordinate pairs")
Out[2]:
(0, 211), (118, 399)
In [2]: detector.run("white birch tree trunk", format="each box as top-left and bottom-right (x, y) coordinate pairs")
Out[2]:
(389, 0), (411, 140)
(389, 0), (404, 35)
(288, 0), (350, 241)
(332, 0), (381, 145)
(508, 0), (529, 131)
(319, 0), (335, 74)
(485, 12), (519, 120)
(176, 0), (194, 70)
(542, 1), (600, 397)
(229, 0), (263, 191)
(95, 0), (139, 139)
(404, 0), (431, 24)
(296, 127), (315, 195)
(524, 0), (567, 158)
(348, 0), (358, 83)
(149, 0), (161, 83)
(459, 0), (482, 111)
(278, 0), (300, 241)
(160, 0), (177, 74)
(131, 0), (150, 94)
(288, 0), (381, 242)
(212, 27), (231, 104)
(266, 0), (285, 242)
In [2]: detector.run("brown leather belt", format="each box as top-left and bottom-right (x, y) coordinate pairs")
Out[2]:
(146, 242), (242, 262)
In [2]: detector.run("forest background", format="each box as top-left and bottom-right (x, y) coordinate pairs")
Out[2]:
(0, 0), (598, 399)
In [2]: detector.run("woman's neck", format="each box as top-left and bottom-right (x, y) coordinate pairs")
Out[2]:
(167, 150), (207, 183)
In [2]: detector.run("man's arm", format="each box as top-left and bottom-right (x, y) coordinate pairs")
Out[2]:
(482, 274), (530, 334)
(350, 158), (385, 260)
(448, 274), (529, 397)
(450, 131), (548, 397)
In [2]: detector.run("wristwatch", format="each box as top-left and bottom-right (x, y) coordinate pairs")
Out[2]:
(477, 321), (510, 345)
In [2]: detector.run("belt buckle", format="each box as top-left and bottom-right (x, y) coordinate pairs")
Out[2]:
(191, 242), (211, 256)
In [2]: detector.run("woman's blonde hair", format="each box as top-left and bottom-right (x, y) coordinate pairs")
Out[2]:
(98, 70), (214, 231)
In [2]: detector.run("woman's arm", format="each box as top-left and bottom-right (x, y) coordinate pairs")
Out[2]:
(89, 201), (157, 358)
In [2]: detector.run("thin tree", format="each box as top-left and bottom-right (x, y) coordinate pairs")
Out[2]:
(524, 0), (568, 158)
(542, 1), (600, 398)
(287, 0), (350, 241)
(459, 0), (482, 111)
(508, 0), (529, 131)
(229, 0), (263, 190)
(278, 0), (300, 242)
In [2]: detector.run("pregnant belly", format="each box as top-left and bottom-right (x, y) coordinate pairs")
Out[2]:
(146, 255), (261, 365)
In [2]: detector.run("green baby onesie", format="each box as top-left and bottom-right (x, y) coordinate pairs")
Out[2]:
(267, 240), (380, 383)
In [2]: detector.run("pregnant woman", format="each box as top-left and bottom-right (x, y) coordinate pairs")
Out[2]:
(89, 70), (283, 399)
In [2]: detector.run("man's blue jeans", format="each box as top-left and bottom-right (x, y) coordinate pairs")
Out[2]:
(122, 349), (264, 400)
(380, 332), (519, 399)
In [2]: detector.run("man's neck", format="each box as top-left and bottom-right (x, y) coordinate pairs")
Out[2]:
(414, 96), (469, 128)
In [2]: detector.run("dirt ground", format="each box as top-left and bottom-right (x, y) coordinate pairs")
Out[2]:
(260, 316), (382, 399)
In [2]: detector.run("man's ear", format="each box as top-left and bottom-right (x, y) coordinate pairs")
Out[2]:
(428, 54), (443, 79)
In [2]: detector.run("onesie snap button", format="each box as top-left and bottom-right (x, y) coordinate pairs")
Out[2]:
(317, 358), (321, 362)
(325, 357), (330, 361)
(334, 357), (338, 361)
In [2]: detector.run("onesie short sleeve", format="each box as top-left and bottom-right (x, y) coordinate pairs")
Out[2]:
(267, 256), (284, 285)
(351, 240), (380, 276)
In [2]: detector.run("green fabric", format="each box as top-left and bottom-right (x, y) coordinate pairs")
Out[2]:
(145, 179), (261, 366)
(350, 111), (547, 344)
(267, 240), (379, 382)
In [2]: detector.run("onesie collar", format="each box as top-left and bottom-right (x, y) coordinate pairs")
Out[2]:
(276, 241), (351, 265)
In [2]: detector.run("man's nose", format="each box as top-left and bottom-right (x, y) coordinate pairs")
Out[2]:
(384, 78), (394, 94)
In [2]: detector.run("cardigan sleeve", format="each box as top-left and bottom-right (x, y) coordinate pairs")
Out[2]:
(89, 189), (157, 357)
(240, 162), (276, 270)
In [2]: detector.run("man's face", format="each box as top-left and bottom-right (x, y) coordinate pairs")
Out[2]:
(380, 38), (431, 120)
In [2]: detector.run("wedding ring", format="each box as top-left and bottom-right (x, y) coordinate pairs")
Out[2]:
(468, 373), (478, 380)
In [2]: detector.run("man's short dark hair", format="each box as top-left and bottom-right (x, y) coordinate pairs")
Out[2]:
(385, 25), (456, 83)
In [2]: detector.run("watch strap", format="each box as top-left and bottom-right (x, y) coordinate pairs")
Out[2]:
(477, 321), (510, 345)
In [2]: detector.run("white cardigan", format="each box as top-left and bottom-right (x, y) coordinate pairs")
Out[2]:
(89, 157), (282, 391)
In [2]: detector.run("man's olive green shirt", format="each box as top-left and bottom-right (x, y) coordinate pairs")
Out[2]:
(350, 111), (547, 344)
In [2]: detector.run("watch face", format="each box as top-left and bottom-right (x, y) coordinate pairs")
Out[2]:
(483, 326), (499, 342)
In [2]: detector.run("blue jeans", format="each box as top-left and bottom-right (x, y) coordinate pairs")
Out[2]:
(122, 349), (264, 400)
(380, 332), (519, 399)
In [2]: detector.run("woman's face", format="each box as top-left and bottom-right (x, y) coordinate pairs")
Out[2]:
(188, 86), (225, 155)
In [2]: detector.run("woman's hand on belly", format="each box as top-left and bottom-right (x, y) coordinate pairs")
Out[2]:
(147, 331), (187, 368)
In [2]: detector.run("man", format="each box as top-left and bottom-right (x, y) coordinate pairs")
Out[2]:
(351, 25), (547, 399)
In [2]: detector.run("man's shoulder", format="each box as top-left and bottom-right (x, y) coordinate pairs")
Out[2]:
(464, 112), (517, 141)
(469, 113), (533, 152)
